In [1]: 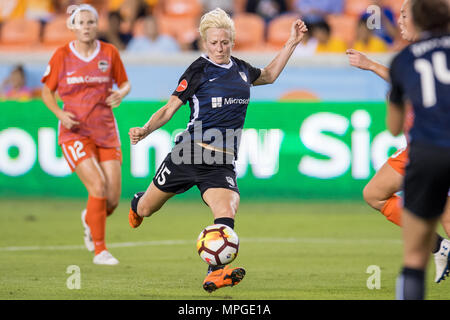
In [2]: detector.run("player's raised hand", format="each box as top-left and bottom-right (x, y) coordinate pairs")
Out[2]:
(346, 49), (373, 71)
(129, 127), (147, 145)
(58, 110), (79, 130)
(289, 19), (308, 45)
(106, 88), (123, 108)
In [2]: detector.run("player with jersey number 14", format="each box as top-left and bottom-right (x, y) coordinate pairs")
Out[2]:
(346, 0), (450, 284)
(41, 4), (131, 265)
(387, 0), (450, 300)
(128, 8), (308, 292)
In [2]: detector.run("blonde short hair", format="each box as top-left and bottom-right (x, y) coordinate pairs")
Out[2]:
(199, 8), (235, 42)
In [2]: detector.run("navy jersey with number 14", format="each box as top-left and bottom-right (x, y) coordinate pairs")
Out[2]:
(390, 33), (450, 147)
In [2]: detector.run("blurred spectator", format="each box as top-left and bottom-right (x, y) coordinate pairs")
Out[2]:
(182, 34), (205, 52)
(360, 0), (397, 45)
(51, 0), (83, 14)
(25, 0), (54, 21)
(0, 0), (26, 22)
(127, 16), (180, 53)
(352, 16), (388, 53)
(80, 1), (109, 15)
(244, 0), (289, 24)
(200, 0), (234, 15)
(0, 65), (35, 101)
(109, 0), (156, 13)
(311, 21), (347, 53)
(25, 0), (57, 42)
(292, 0), (344, 24)
(115, 0), (154, 33)
(98, 10), (133, 51)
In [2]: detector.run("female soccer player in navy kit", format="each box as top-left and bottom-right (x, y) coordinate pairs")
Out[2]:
(347, 0), (450, 284)
(128, 8), (308, 292)
(388, 0), (450, 300)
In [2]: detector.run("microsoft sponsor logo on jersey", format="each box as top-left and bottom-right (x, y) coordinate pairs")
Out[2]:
(211, 97), (250, 108)
(67, 76), (110, 85)
(211, 97), (222, 108)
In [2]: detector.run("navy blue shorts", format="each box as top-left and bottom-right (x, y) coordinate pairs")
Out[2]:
(404, 142), (450, 219)
(152, 152), (240, 197)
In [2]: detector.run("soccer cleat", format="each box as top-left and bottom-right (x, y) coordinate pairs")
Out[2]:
(129, 208), (143, 228)
(81, 209), (95, 252)
(129, 192), (144, 228)
(93, 250), (119, 265)
(434, 239), (450, 283)
(202, 265), (246, 293)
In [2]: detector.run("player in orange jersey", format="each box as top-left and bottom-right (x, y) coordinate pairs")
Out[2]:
(41, 4), (131, 265)
(346, 0), (450, 283)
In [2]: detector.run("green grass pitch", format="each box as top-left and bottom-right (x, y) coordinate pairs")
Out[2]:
(0, 198), (448, 300)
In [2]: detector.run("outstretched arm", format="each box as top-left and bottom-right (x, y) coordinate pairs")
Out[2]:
(253, 19), (308, 86)
(129, 95), (183, 145)
(346, 49), (390, 82)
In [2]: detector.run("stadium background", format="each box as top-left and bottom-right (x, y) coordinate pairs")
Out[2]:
(0, 0), (407, 200)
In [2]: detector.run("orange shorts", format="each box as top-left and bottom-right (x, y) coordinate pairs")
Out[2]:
(387, 147), (409, 176)
(61, 138), (122, 172)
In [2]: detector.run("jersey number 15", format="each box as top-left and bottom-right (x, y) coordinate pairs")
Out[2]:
(414, 51), (450, 108)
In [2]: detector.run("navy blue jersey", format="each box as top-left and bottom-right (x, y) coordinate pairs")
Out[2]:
(390, 33), (450, 147)
(171, 54), (261, 158)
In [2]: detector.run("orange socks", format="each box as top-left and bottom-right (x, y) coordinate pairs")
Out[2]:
(86, 195), (107, 255)
(380, 194), (402, 226)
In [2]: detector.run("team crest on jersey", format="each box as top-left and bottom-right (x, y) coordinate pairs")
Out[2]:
(239, 72), (247, 83)
(98, 60), (109, 72)
(176, 79), (188, 92)
(226, 176), (235, 187)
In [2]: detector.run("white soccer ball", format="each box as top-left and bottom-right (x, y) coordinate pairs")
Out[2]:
(196, 224), (239, 266)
